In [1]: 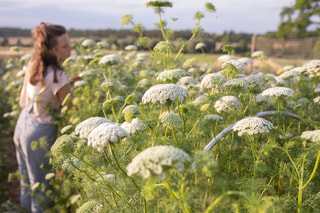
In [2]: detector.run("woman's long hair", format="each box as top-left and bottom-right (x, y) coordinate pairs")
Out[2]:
(29, 22), (66, 86)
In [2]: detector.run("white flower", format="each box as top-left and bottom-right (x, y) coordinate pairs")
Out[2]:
(279, 69), (299, 82)
(214, 96), (242, 113)
(195, 42), (206, 50)
(223, 78), (252, 90)
(204, 114), (223, 121)
(81, 39), (96, 47)
(137, 78), (152, 88)
(121, 118), (147, 134)
(217, 54), (237, 62)
(189, 95), (209, 106)
(238, 57), (253, 64)
(232, 117), (274, 136)
(159, 111), (183, 129)
(122, 105), (139, 114)
(87, 123), (130, 152)
(10, 46), (20, 52)
(75, 117), (114, 138)
(301, 130), (320, 143)
(245, 74), (267, 88)
(200, 73), (227, 91)
(3, 110), (19, 118)
(126, 145), (191, 179)
(99, 54), (121, 65)
(142, 84), (189, 105)
(125, 44), (138, 51)
(156, 69), (190, 82)
(74, 80), (88, 88)
(251, 51), (268, 60)
(303, 59), (320, 74)
(314, 84), (320, 93)
(260, 87), (294, 97)
(177, 76), (198, 89)
(78, 200), (103, 213)
(97, 41), (109, 48)
(136, 53), (150, 61)
(221, 60), (247, 73)
(313, 96), (320, 103)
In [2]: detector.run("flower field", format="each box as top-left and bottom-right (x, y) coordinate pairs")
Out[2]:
(2, 1), (320, 213)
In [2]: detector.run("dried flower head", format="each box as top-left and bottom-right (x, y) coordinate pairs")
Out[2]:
(159, 111), (183, 129)
(232, 117), (274, 136)
(214, 95), (242, 113)
(142, 84), (189, 105)
(301, 130), (320, 143)
(260, 87), (294, 97)
(75, 117), (114, 138)
(126, 145), (191, 179)
(88, 123), (130, 152)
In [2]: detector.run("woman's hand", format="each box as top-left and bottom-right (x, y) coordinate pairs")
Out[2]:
(68, 76), (82, 85)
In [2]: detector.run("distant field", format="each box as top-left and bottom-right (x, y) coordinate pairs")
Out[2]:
(0, 46), (307, 74)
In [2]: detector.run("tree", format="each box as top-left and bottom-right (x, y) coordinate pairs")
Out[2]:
(278, 0), (320, 39)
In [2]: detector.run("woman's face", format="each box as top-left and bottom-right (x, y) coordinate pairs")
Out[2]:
(53, 33), (72, 64)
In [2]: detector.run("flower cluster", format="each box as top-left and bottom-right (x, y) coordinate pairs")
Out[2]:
(125, 44), (138, 51)
(223, 78), (252, 90)
(87, 123), (131, 152)
(121, 118), (147, 134)
(217, 54), (237, 62)
(75, 117), (114, 138)
(214, 95), (242, 113)
(156, 69), (190, 82)
(232, 117), (274, 136)
(78, 200), (103, 213)
(200, 73), (226, 91)
(303, 60), (320, 75)
(204, 114), (223, 121)
(122, 105), (139, 114)
(301, 130), (320, 143)
(81, 39), (96, 47)
(260, 87), (294, 97)
(126, 145), (191, 179)
(177, 76), (198, 89)
(195, 42), (206, 50)
(251, 50), (268, 60)
(99, 54), (121, 65)
(142, 84), (189, 105)
(159, 111), (183, 129)
(221, 60), (247, 73)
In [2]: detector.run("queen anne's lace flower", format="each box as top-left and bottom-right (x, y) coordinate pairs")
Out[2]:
(136, 53), (150, 61)
(78, 200), (103, 213)
(122, 105), (139, 114)
(260, 87), (294, 97)
(74, 80), (88, 88)
(217, 54), (237, 62)
(75, 117), (114, 138)
(200, 73), (227, 91)
(195, 42), (206, 50)
(121, 118), (147, 134)
(126, 145), (191, 179)
(156, 69), (190, 82)
(301, 130), (320, 143)
(189, 95), (209, 106)
(279, 69), (299, 82)
(159, 111), (183, 129)
(153, 41), (175, 52)
(214, 96), (242, 113)
(303, 60), (320, 74)
(137, 78), (152, 88)
(142, 84), (189, 105)
(221, 60), (247, 73)
(87, 123), (130, 152)
(251, 51), (268, 60)
(238, 57), (253, 64)
(177, 76), (198, 89)
(81, 39), (96, 47)
(204, 114), (223, 121)
(125, 44), (138, 51)
(313, 96), (320, 103)
(99, 54), (121, 65)
(223, 78), (251, 90)
(232, 117), (274, 136)
(97, 41), (109, 48)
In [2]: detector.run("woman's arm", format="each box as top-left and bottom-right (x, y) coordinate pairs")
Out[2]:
(57, 84), (73, 109)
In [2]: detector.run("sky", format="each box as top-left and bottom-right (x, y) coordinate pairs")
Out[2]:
(0, 0), (295, 34)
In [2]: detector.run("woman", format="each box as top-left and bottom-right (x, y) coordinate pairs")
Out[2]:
(13, 22), (80, 213)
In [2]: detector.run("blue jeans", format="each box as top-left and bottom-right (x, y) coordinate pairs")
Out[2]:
(13, 109), (57, 213)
